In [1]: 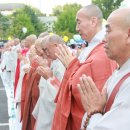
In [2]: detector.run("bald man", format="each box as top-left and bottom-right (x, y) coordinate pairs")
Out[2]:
(20, 34), (37, 122)
(78, 7), (130, 130)
(21, 38), (48, 130)
(33, 34), (65, 130)
(52, 5), (117, 130)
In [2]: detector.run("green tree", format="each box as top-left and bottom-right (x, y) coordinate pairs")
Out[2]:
(9, 5), (47, 39)
(52, 5), (63, 16)
(0, 13), (11, 39)
(23, 6), (47, 35)
(92, 0), (123, 19)
(9, 12), (35, 39)
(53, 3), (82, 39)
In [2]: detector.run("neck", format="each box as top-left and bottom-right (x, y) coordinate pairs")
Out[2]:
(117, 57), (130, 68)
(89, 27), (102, 43)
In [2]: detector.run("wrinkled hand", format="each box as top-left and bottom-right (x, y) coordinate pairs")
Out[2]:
(55, 44), (75, 68)
(36, 66), (53, 80)
(23, 67), (30, 73)
(77, 75), (107, 114)
(29, 46), (37, 60)
(35, 57), (48, 67)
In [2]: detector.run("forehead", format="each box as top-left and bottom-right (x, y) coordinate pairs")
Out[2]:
(30, 45), (35, 51)
(76, 10), (88, 21)
(35, 43), (41, 49)
(35, 40), (41, 45)
(107, 12), (125, 28)
(44, 42), (53, 48)
(25, 38), (30, 43)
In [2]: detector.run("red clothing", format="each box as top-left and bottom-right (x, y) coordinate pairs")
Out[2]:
(21, 59), (40, 130)
(52, 43), (117, 130)
(21, 74), (28, 121)
(14, 59), (20, 97)
(14, 48), (28, 97)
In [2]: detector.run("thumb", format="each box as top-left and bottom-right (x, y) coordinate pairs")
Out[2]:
(101, 87), (107, 101)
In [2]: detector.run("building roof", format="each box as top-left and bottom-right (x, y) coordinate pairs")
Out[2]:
(38, 16), (57, 23)
(0, 3), (25, 11)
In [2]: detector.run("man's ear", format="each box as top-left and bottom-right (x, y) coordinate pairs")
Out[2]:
(91, 17), (98, 27)
(54, 43), (58, 47)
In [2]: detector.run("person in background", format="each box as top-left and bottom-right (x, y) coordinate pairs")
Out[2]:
(33, 34), (65, 130)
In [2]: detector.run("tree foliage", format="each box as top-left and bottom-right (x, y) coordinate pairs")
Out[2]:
(0, 13), (10, 39)
(9, 5), (47, 39)
(92, 0), (123, 19)
(52, 5), (63, 16)
(53, 3), (82, 39)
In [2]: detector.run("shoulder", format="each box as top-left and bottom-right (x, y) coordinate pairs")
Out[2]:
(110, 77), (130, 109)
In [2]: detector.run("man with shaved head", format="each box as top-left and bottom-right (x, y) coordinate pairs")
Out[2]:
(78, 7), (130, 130)
(52, 5), (117, 130)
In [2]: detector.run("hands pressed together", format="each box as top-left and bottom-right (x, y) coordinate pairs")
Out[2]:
(55, 44), (75, 68)
(77, 75), (107, 114)
(36, 66), (53, 80)
(35, 57), (48, 67)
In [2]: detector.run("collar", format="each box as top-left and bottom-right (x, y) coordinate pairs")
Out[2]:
(88, 28), (106, 46)
(117, 58), (130, 73)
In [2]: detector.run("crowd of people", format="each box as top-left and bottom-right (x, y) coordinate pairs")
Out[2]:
(0, 4), (130, 130)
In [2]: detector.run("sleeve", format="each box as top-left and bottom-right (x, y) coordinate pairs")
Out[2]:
(81, 113), (103, 130)
(65, 57), (80, 80)
(81, 81), (130, 130)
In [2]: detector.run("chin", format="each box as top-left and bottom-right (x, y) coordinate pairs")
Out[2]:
(81, 35), (86, 41)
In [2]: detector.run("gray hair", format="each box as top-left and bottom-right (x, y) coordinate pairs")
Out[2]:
(26, 34), (37, 45)
(38, 32), (49, 38)
(35, 38), (47, 47)
(44, 34), (65, 45)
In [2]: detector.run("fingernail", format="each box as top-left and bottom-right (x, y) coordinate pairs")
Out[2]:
(77, 84), (80, 87)
(82, 74), (86, 77)
(79, 77), (82, 80)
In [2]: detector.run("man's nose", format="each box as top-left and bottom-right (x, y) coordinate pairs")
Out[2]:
(76, 24), (79, 32)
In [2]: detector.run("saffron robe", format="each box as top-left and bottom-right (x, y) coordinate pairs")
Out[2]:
(21, 72), (28, 121)
(81, 58), (130, 130)
(14, 59), (20, 97)
(21, 58), (40, 130)
(32, 59), (65, 130)
(52, 43), (117, 130)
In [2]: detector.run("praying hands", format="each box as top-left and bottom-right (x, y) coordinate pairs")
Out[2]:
(55, 44), (75, 68)
(77, 75), (107, 114)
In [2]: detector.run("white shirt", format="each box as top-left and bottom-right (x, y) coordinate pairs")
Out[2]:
(81, 58), (130, 130)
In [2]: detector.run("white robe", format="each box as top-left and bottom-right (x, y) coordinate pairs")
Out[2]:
(81, 58), (130, 130)
(32, 59), (65, 130)
(15, 61), (26, 121)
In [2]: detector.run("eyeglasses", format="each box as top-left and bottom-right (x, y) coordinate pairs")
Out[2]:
(42, 48), (49, 55)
